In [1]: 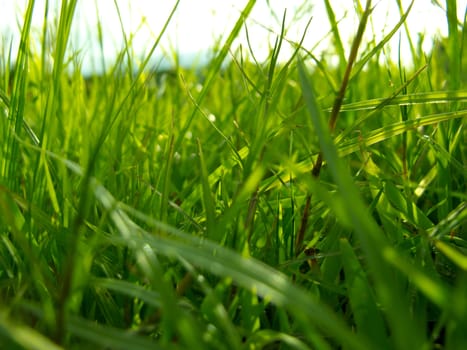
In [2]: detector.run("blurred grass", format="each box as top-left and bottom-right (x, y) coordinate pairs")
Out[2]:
(0, 0), (466, 349)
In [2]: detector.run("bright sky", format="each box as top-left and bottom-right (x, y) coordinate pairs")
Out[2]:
(0, 0), (466, 74)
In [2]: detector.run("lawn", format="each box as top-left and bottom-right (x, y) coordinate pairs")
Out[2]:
(0, 0), (466, 349)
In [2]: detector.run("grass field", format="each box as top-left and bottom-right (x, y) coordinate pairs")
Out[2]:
(0, 1), (466, 349)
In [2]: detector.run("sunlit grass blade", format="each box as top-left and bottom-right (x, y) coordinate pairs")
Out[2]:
(3, 0), (34, 190)
(38, 0), (78, 143)
(433, 240), (467, 271)
(116, 225), (368, 349)
(350, 0), (415, 80)
(445, 0), (461, 90)
(323, 0), (346, 67)
(338, 110), (466, 154)
(429, 202), (467, 241)
(334, 91), (467, 112)
(298, 58), (425, 349)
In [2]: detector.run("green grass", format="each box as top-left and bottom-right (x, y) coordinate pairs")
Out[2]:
(0, 0), (466, 349)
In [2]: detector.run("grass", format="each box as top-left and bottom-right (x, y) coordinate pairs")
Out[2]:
(0, 0), (466, 349)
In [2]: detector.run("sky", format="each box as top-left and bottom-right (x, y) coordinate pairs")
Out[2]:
(0, 0), (466, 74)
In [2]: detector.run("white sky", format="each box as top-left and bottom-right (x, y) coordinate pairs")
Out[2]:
(0, 0), (466, 73)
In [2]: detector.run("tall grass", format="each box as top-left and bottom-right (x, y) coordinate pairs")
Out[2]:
(0, 0), (466, 349)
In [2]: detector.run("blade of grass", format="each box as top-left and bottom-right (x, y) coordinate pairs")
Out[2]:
(433, 240), (467, 271)
(159, 128), (174, 225)
(350, 0), (415, 81)
(333, 90), (467, 112)
(323, 0), (346, 68)
(296, 0), (373, 254)
(434, 1), (463, 226)
(4, 0), (35, 190)
(38, 0), (78, 144)
(114, 224), (369, 349)
(0, 315), (64, 350)
(446, 0), (461, 90)
(298, 58), (425, 349)
(197, 138), (216, 239)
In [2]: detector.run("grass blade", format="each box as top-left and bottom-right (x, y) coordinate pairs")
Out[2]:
(298, 58), (425, 350)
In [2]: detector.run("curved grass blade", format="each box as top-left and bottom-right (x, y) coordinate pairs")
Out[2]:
(337, 110), (467, 156)
(4, 0), (35, 189)
(0, 315), (64, 350)
(333, 91), (467, 112)
(30, 148), (371, 349)
(350, 0), (415, 81)
(298, 57), (426, 350)
(433, 240), (467, 271)
(111, 222), (369, 349)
